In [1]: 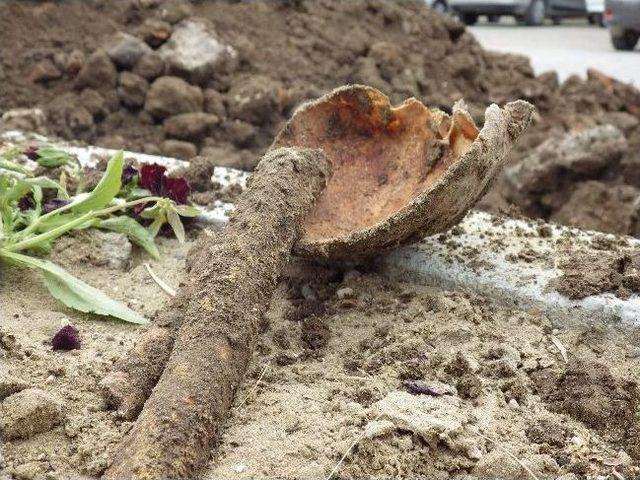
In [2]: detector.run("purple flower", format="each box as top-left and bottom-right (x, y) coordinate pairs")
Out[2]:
(121, 165), (139, 185)
(43, 198), (70, 214)
(140, 164), (167, 194)
(18, 194), (35, 211)
(24, 146), (40, 161)
(51, 325), (81, 351)
(139, 163), (191, 204)
(162, 176), (190, 204)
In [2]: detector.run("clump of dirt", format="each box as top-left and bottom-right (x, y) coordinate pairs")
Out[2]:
(552, 250), (640, 300)
(533, 360), (640, 460)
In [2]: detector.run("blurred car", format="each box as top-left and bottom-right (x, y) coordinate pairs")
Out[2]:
(586, 0), (605, 25)
(605, 0), (640, 49)
(449, 0), (596, 25)
(426, 0), (449, 14)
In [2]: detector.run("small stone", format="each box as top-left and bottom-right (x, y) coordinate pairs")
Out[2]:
(162, 139), (197, 159)
(145, 76), (203, 119)
(159, 0), (193, 24)
(158, 19), (236, 84)
(139, 18), (172, 47)
(508, 398), (519, 408)
(65, 49), (85, 76)
(0, 388), (63, 440)
(223, 119), (256, 148)
(29, 59), (62, 83)
(67, 106), (94, 133)
(203, 88), (226, 118)
(12, 461), (49, 480)
(105, 32), (152, 69)
(133, 53), (166, 81)
(163, 112), (219, 141)
(0, 373), (29, 400)
(227, 74), (282, 125)
(336, 287), (354, 300)
(79, 89), (106, 119)
(117, 72), (149, 109)
(75, 50), (117, 90)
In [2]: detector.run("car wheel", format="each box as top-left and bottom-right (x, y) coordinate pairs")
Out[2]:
(611, 29), (640, 50)
(552, 16), (562, 25)
(524, 0), (545, 26)
(592, 13), (605, 27)
(487, 14), (500, 23)
(432, 0), (447, 14)
(461, 13), (478, 24)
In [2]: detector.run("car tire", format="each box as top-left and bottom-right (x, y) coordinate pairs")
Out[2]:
(552, 16), (562, 25)
(591, 13), (605, 27)
(524, 0), (545, 26)
(460, 13), (478, 25)
(487, 14), (500, 23)
(611, 29), (640, 50)
(432, 0), (448, 14)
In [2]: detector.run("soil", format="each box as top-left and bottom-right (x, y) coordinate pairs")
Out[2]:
(3, 233), (640, 479)
(2, 0), (640, 237)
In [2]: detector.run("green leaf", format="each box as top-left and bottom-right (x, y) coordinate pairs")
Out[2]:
(0, 159), (32, 176)
(175, 205), (201, 217)
(0, 250), (148, 324)
(35, 147), (74, 168)
(71, 151), (124, 213)
(166, 208), (185, 243)
(98, 216), (160, 259)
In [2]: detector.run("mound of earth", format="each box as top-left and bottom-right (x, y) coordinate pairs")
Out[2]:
(2, 0), (640, 236)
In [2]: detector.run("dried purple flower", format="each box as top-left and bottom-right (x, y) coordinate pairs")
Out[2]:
(140, 163), (167, 195)
(162, 176), (190, 204)
(121, 165), (139, 185)
(23, 145), (40, 161)
(18, 194), (35, 211)
(42, 198), (70, 214)
(51, 325), (81, 351)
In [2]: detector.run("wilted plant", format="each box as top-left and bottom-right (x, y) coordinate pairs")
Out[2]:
(0, 145), (199, 324)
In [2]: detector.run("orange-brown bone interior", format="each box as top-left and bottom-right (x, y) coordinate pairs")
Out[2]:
(277, 88), (479, 242)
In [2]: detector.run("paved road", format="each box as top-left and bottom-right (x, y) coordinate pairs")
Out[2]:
(468, 21), (640, 85)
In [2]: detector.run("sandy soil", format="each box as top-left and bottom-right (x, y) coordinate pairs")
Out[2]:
(2, 226), (640, 480)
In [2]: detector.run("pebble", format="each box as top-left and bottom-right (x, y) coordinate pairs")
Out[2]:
(0, 388), (64, 440)
(105, 32), (151, 69)
(336, 287), (355, 300)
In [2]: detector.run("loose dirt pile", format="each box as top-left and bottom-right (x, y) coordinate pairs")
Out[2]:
(2, 0), (640, 235)
(2, 232), (640, 479)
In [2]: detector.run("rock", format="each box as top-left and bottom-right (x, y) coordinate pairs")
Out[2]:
(117, 72), (149, 109)
(29, 58), (62, 83)
(105, 32), (152, 69)
(139, 18), (172, 48)
(372, 391), (481, 461)
(204, 88), (226, 119)
(79, 88), (106, 119)
(163, 112), (219, 141)
(0, 388), (63, 440)
(158, 19), (236, 84)
(67, 106), (94, 133)
(0, 373), (29, 400)
(75, 50), (117, 90)
(11, 461), (49, 480)
(65, 49), (85, 76)
(133, 52), (166, 81)
(551, 181), (640, 236)
(162, 139), (197, 159)
(145, 76), (203, 119)
(199, 145), (252, 170)
(223, 119), (257, 148)
(52, 230), (132, 270)
(0, 108), (47, 134)
(336, 287), (354, 299)
(227, 74), (283, 125)
(504, 125), (628, 213)
(159, 0), (192, 24)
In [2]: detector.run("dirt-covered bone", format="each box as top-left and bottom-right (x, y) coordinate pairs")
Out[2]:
(274, 85), (534, 259)
(103, 147), (331, 479)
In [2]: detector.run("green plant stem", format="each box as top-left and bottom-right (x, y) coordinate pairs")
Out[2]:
(16, 196), (162, 240)
(8, 197), (163, 252)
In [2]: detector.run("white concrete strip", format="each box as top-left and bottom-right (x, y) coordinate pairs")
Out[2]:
(3, 132), (638, 325)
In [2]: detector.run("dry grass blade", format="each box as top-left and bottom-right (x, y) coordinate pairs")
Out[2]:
(325, 414), (382, 480)
(474, 430), (541, 480)
(550, 335), (568, 363)
(144, 263), (176, 297)
(235, 364), (269, 409)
